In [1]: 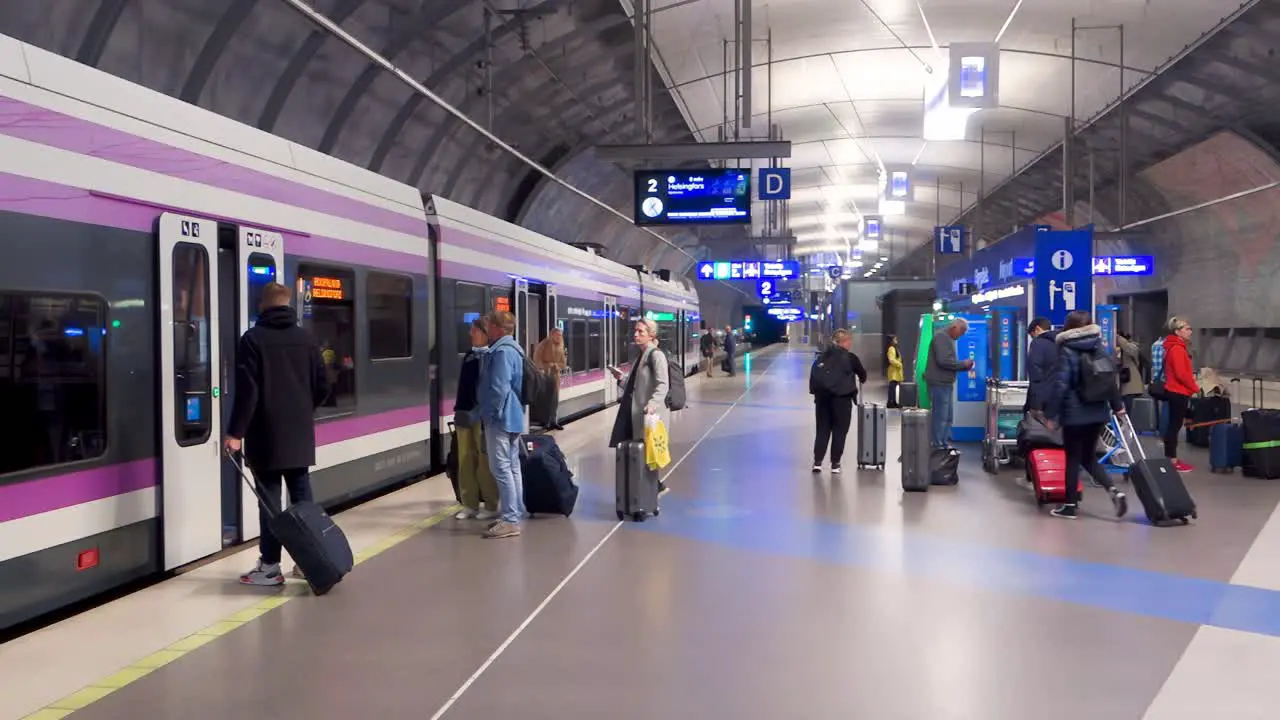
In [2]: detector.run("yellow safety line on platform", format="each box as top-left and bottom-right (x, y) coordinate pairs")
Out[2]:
(22, 503), (461, 720)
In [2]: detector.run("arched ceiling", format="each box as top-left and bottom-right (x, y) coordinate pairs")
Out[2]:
(646, 0), (1256, 274)
(0, 0), (700, 272)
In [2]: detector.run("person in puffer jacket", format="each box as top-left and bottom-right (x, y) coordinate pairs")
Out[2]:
(1024, 317), (1057, 412)
(1044, 310), (1128, 521)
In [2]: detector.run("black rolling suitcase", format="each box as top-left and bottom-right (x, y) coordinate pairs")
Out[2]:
(1116, 414), (1197, 526)
(1187, 395), (1230, 447)
(231, 453), (353, 595)
(616, 440), (660, 521)
(520, 434), (578, 516)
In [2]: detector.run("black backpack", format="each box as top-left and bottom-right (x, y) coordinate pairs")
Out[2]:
(645, 349), (686, 410)
(520, 352), (552, 407)
(1076, 346), (1118, 403)
(809, 351), (854, 396)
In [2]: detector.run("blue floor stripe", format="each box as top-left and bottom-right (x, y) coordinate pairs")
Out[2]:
(629, 497), (1280, 637)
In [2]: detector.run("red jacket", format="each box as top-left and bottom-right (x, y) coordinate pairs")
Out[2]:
(1162, 335), (1197, 397)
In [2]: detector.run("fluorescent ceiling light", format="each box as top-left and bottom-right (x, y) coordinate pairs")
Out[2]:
(911, 141), (928, 166)
(880, 256), (889, 261)
(994, 0), (1025, 44)
(858, 240), (879, 252)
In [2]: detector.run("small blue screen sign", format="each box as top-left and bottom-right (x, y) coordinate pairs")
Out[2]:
(185, 396), (202, 423)
(634, 169), (751, 226)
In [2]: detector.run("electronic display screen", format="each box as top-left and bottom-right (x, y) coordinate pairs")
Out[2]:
(959, 56), (987, 98)
(890, 172), (908, 198)
(185, 396), (202, 423)
(634, 169), (751, 226)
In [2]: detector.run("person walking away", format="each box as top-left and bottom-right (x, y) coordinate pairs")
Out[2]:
(923, 318), (975, 449)
(532, 328), (566, 430)
(1043, 310), (1129, 520)
(224, 282), (330, 586)
(723, 325), (737, 376)
(1115, 331), (1147, 417)
(699, 322), (716, 377)
(1024, 317), (1057, 413)
(608, 319), (670, 492)
(1159, 317), (1198, 472)
(811, 329), (868, 473)
(886, 335), (904, 408)
(453, 318), (499, 521)
(477, 311), (527, 539)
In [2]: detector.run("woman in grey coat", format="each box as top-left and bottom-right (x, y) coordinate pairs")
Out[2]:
(608, 318), (670, 449)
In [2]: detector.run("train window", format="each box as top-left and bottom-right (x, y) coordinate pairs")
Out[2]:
(245, 253), (276, 328)
(455, 282), (487, 352)
(297, 263), (357, 419)
(566, 319), (589, 373)
(367, 272), (412, 360)
(0, 292), (108, 476)
(587, 320), (602, 370)
(172, 243), (212, 446)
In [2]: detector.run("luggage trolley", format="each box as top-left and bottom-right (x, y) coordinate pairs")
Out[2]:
(983, 379), (1028, 474)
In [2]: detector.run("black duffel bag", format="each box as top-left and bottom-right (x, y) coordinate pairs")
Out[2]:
(1016, 411), (1063, 456)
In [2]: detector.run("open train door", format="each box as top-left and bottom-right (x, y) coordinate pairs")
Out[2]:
(603, 296), (619, 405)
(157, 213), (224, 570)
(233, 226), (285, 543)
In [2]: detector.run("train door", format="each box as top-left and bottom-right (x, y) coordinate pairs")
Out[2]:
(603, 296), (618, 404)
(513, 278), (530, 349)
(157, 213), (223, 570)
(526, 281), (547, 356)
(232, 227), (285, 543)
(545, 285), (558, 338)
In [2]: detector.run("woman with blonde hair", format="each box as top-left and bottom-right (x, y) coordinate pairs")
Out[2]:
(608, 318), (670, 489)
(1156, 316), (1198, 472)
(532, 327), (566, 430)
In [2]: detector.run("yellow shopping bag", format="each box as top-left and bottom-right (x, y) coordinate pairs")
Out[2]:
(644, 414), (672, 470)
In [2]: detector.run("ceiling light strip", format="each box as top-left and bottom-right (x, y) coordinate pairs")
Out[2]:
(994, 0), (1025, 44)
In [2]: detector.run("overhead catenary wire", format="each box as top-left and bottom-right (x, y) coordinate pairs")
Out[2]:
(278, 0), (749, 296)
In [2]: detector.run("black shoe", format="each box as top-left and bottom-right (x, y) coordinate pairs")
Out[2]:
(1050, 503), (1078, 519)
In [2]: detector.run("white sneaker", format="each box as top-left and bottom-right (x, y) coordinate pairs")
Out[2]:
(455, 508), (479, 520)
(475, 509), (498, 521)
(239, 560), (284, 586)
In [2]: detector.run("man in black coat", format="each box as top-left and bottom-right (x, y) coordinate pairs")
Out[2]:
(224, 282), (329, 586)
(810, 329), (868, 474)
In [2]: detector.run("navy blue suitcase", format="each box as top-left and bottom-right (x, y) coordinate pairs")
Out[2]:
(520, 434), (578, 516)
(233, 454), (354, 595)
(1210, 422), (1243, 473)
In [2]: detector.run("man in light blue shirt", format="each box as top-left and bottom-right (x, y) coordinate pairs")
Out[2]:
(477, 310), (526, 539)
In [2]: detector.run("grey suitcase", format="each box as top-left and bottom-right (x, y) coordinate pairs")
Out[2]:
(899, 382), (919, 408)
(1129, 396), (1157, 434)
(857, 402), (887, 469)
(616, 440), (659, 522)
(901, 409), (931, 491)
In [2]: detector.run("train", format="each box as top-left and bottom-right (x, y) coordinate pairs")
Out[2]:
(0, 34), (707, 632)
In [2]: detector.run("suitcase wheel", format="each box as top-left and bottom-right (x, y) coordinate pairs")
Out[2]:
(632, 511), (646, 523)
(653, 507), (660, 516)
(616, 510), (625, 521)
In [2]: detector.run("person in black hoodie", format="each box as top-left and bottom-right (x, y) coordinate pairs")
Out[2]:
(224, 282), (329, 586)
(810, 329), (868, 474)
(1024, 317), (1057, 412)
(452, 318), (498, 521)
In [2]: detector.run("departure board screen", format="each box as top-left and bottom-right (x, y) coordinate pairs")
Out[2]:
(634, 169), (751, 226)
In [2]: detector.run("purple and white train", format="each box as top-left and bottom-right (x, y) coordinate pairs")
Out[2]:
(0, 33), (704, 632)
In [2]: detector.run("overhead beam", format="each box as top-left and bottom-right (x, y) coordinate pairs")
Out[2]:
(594, 140), (791, 161)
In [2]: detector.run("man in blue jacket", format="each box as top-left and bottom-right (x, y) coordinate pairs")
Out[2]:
(478, 310), (526, 539)
(1024, 317), (1057, 412)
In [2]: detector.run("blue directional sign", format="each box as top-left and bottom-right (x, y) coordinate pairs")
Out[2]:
(696, 262), (715, 280)
(757, 278), (776, 297)
(766, 306), (805, 322)
(758, 168), (791, 200)
(1032, 229), (1093, 326)
(696, 259), (799, 281)
(935, 225), (965, 255)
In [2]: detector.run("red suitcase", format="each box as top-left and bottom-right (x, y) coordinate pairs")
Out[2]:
(1027, 449), (1082, 506)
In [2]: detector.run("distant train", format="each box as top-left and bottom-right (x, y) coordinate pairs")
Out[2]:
(0, 34), (706, 632)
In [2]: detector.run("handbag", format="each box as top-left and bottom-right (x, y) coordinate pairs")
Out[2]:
(1016, 410), (1063, 455)
(453, 408), (477, 429)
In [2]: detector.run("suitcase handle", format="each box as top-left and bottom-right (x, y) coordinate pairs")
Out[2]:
(226, 450), (282, 520)
(1114, 412), (1149, 463)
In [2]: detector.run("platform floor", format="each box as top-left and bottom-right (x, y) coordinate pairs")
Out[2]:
(9, 346), (1280, 719)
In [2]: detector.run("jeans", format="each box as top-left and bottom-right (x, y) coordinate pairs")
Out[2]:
(928, 384), (954, 449)
(1164, 393), (1190, 459)
(813, 395), (854, 465)
(457, 425), (498, 511)
(485, 425), (526, 524)
(1062, 422), (1115, 505)
(254, 467), (313, 565)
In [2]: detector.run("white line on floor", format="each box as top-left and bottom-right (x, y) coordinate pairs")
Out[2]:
(428, 350), (786, 719)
